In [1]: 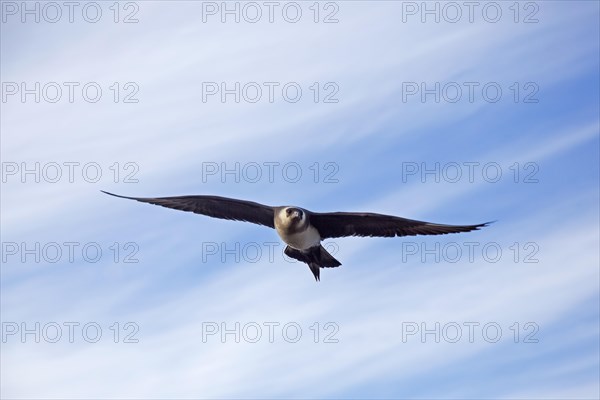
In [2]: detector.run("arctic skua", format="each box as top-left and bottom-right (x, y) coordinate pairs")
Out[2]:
(101, 191), (491, 281)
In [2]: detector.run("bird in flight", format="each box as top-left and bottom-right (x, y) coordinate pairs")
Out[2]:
(102, 191), (490, 281)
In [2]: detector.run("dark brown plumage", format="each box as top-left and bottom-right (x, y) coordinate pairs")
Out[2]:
(102, 191), (491, 280)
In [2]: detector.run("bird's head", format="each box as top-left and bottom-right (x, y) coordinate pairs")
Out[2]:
(285, 207), (305, 224)
(275, 206), (309, 233)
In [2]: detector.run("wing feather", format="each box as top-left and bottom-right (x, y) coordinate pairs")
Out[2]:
(310, 212), (490, 239)
(101, 191), (275, 228)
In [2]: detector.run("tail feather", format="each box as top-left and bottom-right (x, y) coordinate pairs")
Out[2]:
(319, 245), (342, 268)
(308, 246), (341, 281)
(309, 263), (320, 281)
(284, 244), (341, 281)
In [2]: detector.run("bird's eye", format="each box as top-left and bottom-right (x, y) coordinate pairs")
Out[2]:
(286, 208), (292, 215)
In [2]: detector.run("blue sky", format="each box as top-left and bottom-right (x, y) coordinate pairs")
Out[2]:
(1, 1), (599, 398)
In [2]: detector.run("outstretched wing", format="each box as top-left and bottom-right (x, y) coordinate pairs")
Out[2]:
(102, 191), (275, 228)
(309, 212), (490, 239)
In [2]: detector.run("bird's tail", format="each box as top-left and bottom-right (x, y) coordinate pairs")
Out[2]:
(319, 245), (342, 268)
(307, 246), (342, 282)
